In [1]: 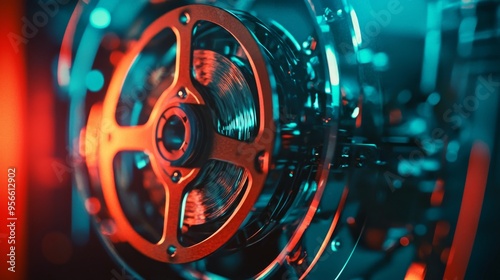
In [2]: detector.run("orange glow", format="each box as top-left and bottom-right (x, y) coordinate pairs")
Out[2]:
(430, 179), (445, 206)
(444, 141), (490, 280)
(85, 197), (101, 215)
(356, 95), (363, 128)
(404, 262), (426, 280)
(0, 1), (27, 279)
(110, 50), (124, 66)
(400, 236), (410, 246)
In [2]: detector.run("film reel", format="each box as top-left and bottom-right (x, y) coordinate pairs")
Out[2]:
(60, 0), (500, 279)
(69, 1), (346, 278)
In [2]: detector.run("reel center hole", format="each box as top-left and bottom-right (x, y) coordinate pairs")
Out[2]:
(163, 115), (186, 151)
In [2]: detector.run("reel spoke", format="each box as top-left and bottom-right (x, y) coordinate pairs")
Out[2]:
(170, 20), (205, 105)
(159, 184), (183, 252)
(210, 132), (259, 168)
(103, 123), (154, 156)
(173, 23), (192, 85)
(156, 166), (201, 258)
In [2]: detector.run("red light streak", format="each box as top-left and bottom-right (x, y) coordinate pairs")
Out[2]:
(430, 179), (445, 206)
(444, 141), (490, 280)
(0, 1), (27, 279)
(405, 262), (426, 280)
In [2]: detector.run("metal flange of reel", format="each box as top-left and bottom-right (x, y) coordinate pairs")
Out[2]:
(68, 0), (364, 279)
(85, 4), (277, 264)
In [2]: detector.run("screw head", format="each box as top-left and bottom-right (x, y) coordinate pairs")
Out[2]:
(179, 12), (190, 25)
(256, 151), (266, 172)
(167, 245), (177, 257)
(330, 238), (342, 252)
(177, 89), (187, 99)
(171, 171), (181, 183)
